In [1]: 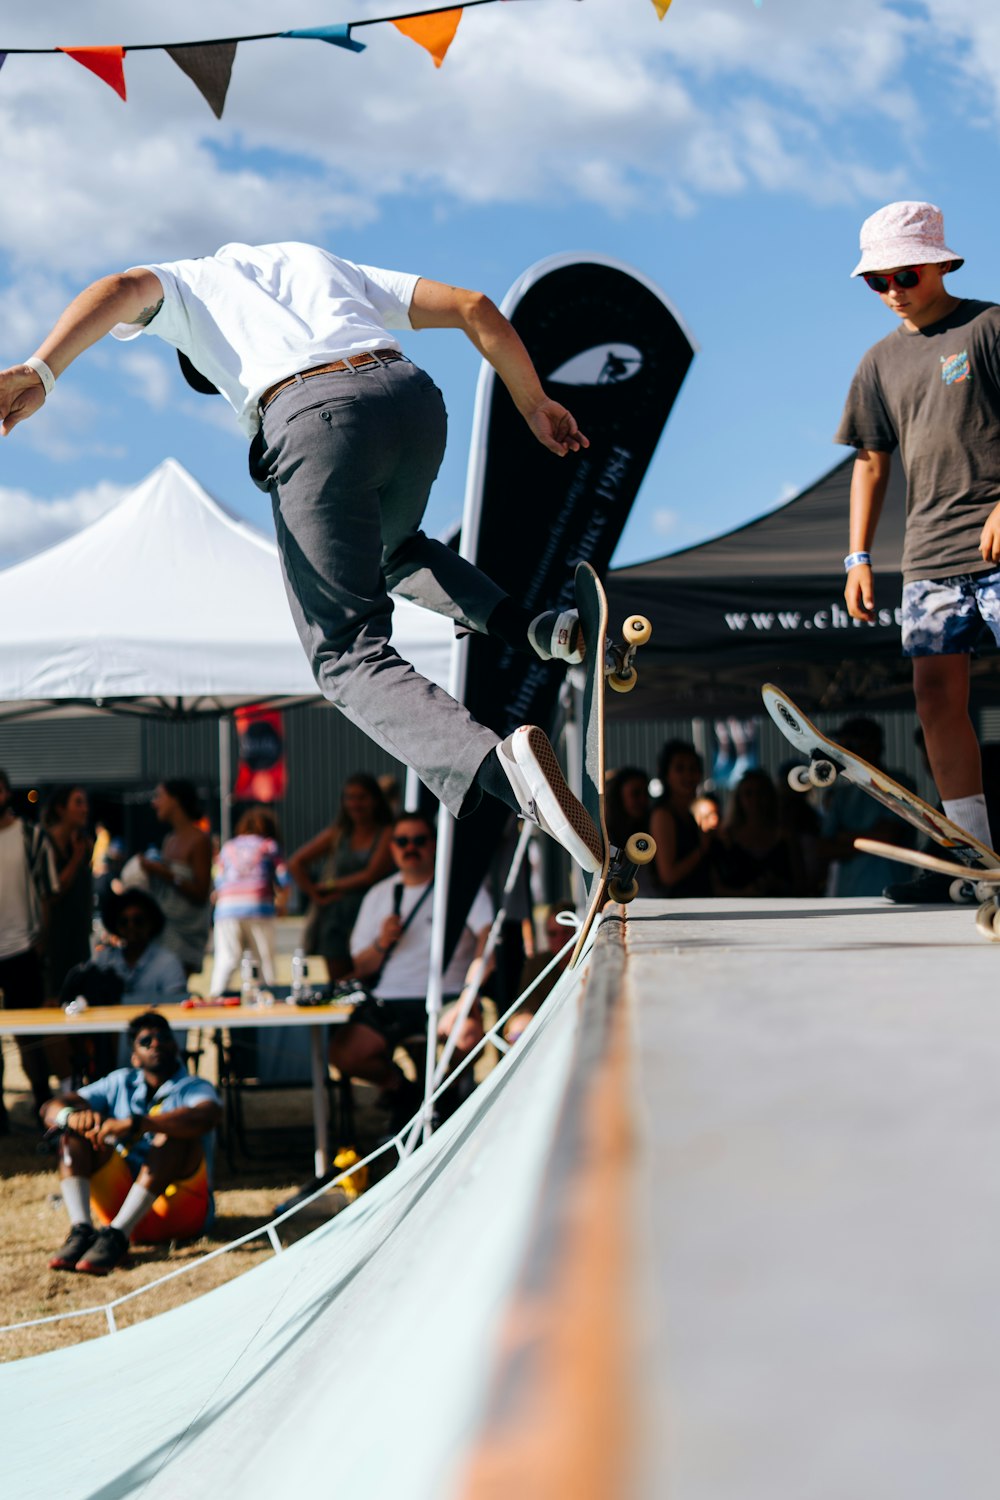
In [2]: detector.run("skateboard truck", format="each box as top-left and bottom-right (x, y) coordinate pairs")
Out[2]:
(606, 614), (652, 694)
(787, 754), (841, 791)
(607, 832), (657, 903)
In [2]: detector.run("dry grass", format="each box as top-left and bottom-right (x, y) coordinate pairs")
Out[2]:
(0, 1048), (384, 1364)
(0, 921), (395, 1365)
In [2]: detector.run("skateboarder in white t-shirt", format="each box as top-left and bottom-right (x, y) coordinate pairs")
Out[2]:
(0, 245), (600, 872)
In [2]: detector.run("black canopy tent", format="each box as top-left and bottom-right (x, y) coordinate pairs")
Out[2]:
(606, 454), (1000, 717)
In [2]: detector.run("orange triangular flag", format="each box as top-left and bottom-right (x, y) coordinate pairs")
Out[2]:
(393, 10), (462, 68)
(651, 0), (673, 16)
(59, 46), (127, 100)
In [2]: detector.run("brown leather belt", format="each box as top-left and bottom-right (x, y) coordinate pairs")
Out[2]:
(258, 348), (406, 414)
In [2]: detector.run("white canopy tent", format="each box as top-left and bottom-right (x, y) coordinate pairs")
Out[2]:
(0, 457), (453, 722)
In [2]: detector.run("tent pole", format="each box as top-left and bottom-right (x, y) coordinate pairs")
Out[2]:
(218, 715), (233, 842)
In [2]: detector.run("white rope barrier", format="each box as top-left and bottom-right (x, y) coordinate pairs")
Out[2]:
(0, 917), (582, 1341)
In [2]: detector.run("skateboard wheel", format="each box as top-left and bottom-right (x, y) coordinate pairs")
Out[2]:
(624, 832), (656, 865)
(787, 765), (812, 793)
(975, 901), (1000, 940)
(608, 877), (639, 904)
(949, 877), (974, 905)
(807, 758), (838, 788)
(622, 615), (652, 647)
(608, 667), (637, 693)
(973, 881), (997, 904)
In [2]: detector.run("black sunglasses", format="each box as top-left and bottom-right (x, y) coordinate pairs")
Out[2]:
(862, 267), (922, 293)
(135, 1031), (169, 1047)
(392, 833), (430, 849)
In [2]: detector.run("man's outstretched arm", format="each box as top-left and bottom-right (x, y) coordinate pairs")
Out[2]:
(0, 268), (164, 435)
(409, 278), (589, 458)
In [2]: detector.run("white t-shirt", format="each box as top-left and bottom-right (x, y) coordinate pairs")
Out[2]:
(111, 242), (420, 436)
(350, 875), (493, 1001)
(0, 820), (32, 960)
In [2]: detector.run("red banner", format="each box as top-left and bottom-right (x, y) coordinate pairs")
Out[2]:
(233, 707), (286, 802)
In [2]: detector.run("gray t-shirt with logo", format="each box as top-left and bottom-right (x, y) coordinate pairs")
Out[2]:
(836, 299), (1000, 582)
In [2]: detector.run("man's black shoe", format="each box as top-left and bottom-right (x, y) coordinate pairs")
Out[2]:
(883, 869), (975, 905)
(49, 1222), (98, 1272)
(76, 1225), (129, 1276)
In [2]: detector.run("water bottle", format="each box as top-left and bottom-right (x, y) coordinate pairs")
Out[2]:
(240, 949), (259, 1007)
(290, 947), (308, 1004)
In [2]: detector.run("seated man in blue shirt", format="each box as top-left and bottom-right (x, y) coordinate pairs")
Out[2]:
(40, 1011), (222, 1275)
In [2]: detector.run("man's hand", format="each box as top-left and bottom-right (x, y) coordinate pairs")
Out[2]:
(97, 1117), (138, 1148)
(525, 399), (590, 457)
(378, 914), (403, 950)
(0, 366), (46, 436)
(980, 503), (1000, 564)
(845, 562), (876, 623)
(65, 1108), (103, 1142)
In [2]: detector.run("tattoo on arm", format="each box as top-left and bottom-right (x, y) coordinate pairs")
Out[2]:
(134, 298), (163, 327)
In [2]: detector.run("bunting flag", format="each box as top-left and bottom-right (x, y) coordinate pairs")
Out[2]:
(393, 9), (463, 67)
(3, 4), (630, 120)
(165, 43), (237, 119)
(651, 0), (673, 16)
(282, 24), (366, 54)
(58, 45), (126, 101)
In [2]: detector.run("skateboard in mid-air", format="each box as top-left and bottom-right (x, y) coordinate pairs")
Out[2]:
(568, 562), (656, 968)
(853, 837), (1000, 941)
(762, 684), (1000, 898)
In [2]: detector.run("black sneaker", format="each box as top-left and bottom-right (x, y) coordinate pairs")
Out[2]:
(49, 1222), (98, 1272)
(883, 869), (976, 905)
(76, 1225), (129, 1276)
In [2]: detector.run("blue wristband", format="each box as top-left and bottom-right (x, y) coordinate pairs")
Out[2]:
(844, 551), (871, 572)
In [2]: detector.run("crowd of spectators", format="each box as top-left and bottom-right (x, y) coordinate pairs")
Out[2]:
(606, 717), (925, 902)
(0, 721), (930, 1271)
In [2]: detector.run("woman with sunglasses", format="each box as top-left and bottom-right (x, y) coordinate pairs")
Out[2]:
(838, 200), (1000, 899)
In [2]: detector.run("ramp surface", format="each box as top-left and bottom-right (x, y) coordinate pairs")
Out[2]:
(629, 898), (1000, 1500)
(2, 961), (584, 1500)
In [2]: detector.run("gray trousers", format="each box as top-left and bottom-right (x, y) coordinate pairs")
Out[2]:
(249, 358), (505, 815)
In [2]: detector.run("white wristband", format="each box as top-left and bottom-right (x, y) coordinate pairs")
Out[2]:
(24, 356), (55, 397)
(55, 1104), (73, 1129)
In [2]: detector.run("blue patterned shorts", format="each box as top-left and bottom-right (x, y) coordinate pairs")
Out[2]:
(901, 566), (1000, 657)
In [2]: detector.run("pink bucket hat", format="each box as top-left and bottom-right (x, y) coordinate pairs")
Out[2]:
(851, 200), (963, 277)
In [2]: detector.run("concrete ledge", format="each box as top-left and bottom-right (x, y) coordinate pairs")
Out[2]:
(628, 898), (1000, 1500)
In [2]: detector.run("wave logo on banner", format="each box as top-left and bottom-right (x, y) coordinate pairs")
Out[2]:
(234, 706), (286, 803)
(547, 342), (644, 386)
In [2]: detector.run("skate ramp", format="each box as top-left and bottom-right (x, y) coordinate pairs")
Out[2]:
(1, 958), (584, 1500)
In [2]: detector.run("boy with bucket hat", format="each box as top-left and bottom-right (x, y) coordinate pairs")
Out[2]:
(838, 200), (1000, 900)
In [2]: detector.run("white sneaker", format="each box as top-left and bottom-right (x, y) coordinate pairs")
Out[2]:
(496, 725), (603, 873)
(527, 608), (585, 664)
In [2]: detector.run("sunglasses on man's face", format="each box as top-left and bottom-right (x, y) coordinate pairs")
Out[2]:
(392, 834), (430, 849)
(862, 267), (922, 293)
(135, 1032), (168, 1048)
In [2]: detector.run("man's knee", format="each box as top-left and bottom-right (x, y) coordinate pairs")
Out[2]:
(329, 1022), (389, 1075)
(137, 1137), (202, 1192)
(912, 656), (971, 723)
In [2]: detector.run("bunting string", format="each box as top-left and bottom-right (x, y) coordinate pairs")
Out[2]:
(0, 0), (606, 114)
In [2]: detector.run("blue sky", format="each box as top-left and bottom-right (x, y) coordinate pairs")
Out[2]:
(2, 0), (1000, 568)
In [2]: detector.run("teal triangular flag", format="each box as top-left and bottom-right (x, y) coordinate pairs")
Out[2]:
(282, 25), (366, 53)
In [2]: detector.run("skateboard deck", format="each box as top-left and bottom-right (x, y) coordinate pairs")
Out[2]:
(569, 563), (655, 968)
(762, 683), (1000, 873)
(853, 837), (1000, 941)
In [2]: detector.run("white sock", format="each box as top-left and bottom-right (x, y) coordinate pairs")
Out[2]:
(60, 1176), (92, 1227)
(942, 794), (993, 849)
(110, 1184), (156, 1238)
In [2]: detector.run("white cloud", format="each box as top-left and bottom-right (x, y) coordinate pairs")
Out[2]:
(652, 507), (682, 537)
(0, 0), (966, 287)
(0, 479), (129, 565)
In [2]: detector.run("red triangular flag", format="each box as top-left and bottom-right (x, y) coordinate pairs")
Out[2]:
(59, 46), (127, 101)
(393, 10), (463, 68)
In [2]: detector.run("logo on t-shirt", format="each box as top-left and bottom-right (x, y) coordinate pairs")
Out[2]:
(941, 350), (971, 386)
